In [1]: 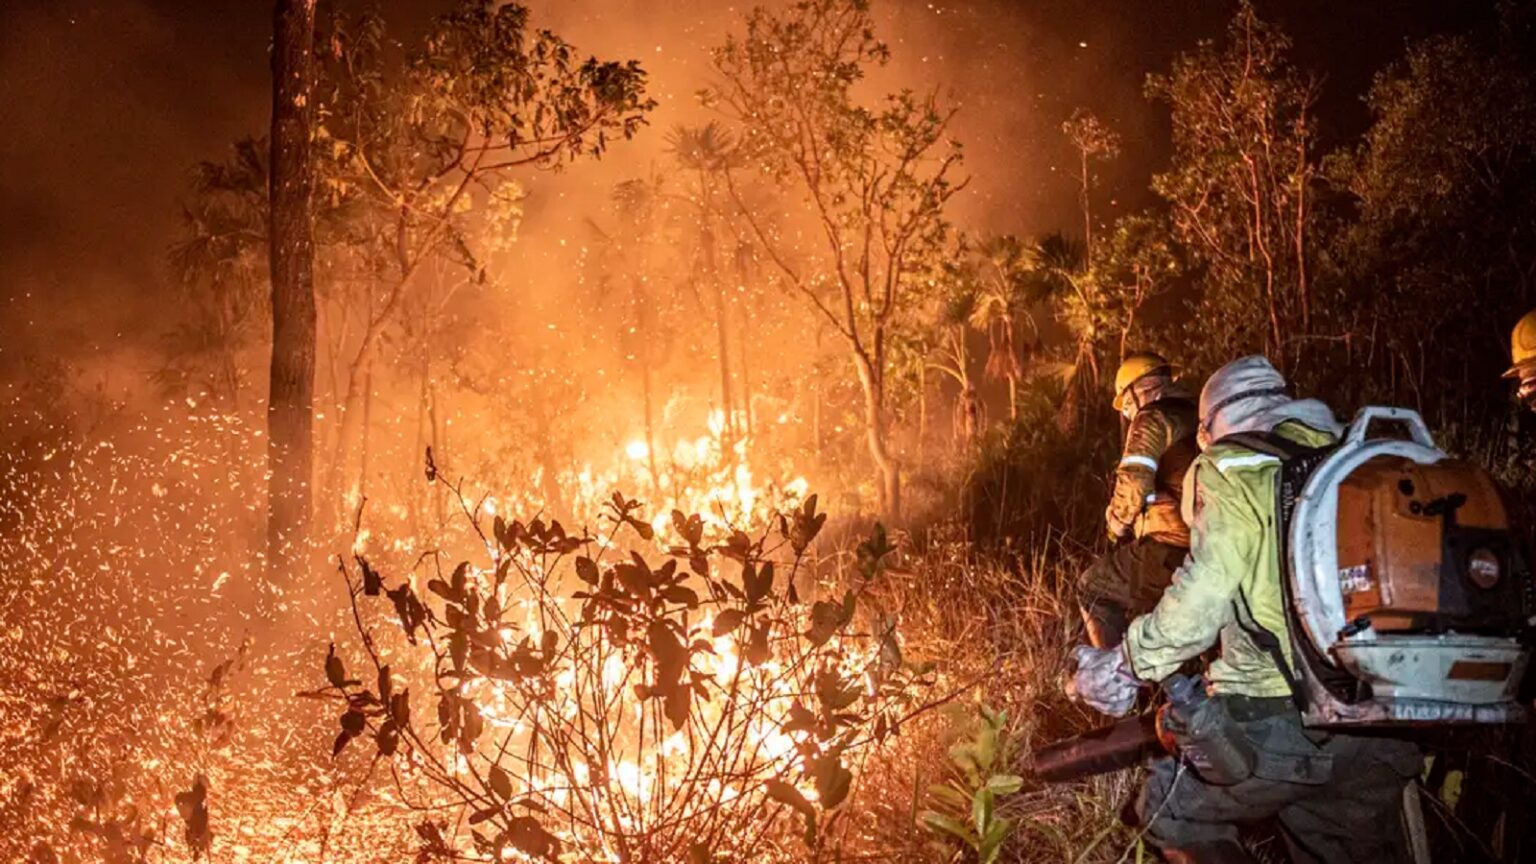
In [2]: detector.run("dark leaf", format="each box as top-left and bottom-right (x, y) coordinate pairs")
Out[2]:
(785, 700), (817, 733)
(325, 645), (350, 688)
(459, 704), (484, 754)
(451, 631), (468, 675)
(812, 753), (853, 810)
(745, 623), (771, 666)
(647, 620), (686, 684)
(765, 779), (815, 818)
(505, 815), (562, 859)
(745, 561), (774, 605)
(664, 688), (691, 730)
(489, 764), (513, 801)
(574, 556), (600, 585)
(713, 609), (747, 637)
(856, 523), (894, 578)
(791, 495), (828, 554)
(174, 775), (210, 857)
(662, 585), (699, 606)
(807, 600), (849, 647)
(376, 720), (399, 757)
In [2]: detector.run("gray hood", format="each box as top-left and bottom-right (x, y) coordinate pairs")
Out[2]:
(1198, 355), (1342, 448)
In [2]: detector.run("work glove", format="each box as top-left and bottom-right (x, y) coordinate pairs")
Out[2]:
(1067, 644), (1140, 718)
(1104, 506), (1134, 543)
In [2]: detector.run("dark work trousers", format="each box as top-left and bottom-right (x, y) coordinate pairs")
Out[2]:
(1077, 538), (1186, 647)
(1137, 699), (1422, 864)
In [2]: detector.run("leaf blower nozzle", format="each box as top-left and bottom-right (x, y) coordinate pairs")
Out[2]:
(1027, 712), (1162, 783)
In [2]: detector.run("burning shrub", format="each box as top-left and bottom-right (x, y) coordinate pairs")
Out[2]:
(321, 488), (938, 861)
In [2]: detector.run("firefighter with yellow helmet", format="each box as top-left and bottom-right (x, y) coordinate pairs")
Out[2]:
(1077, 351), (1200, 647)
(1506, 308), (1536, 411)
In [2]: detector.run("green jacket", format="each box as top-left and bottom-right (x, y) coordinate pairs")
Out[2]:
(1123, 420), (1337, 698)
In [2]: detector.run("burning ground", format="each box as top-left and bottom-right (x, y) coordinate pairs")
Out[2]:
(3, 0), (1535, 861)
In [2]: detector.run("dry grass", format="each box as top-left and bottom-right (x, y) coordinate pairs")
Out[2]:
(844, 530), (1146, 864)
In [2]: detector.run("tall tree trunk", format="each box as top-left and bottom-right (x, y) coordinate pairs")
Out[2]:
(635, 277), (660, 499)
(916, 361), (928, 473)
(641, 363), (660, 498)
(852, 349), (899, 520)
(410, 349), (429, 537)
(1294, 109), (1311, 337)
(1080, 150), (1093, 261)
(812, 326), (823, 466)
(703, 229), (735, 450)
(429, 372), (446, 531)
(735, 245), (755, 442)
(266, 0), (317, 574)
(739, 301), (753, 441)
(355, 356), (374, 508)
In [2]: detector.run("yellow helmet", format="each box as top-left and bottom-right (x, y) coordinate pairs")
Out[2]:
(1113, 351), (1174, 410)
(1505, 309), (1536, 378)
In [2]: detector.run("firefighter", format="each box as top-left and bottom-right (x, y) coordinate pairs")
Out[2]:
(1077, 352), (1199, 648)
(1506, 308), (1536, 411)
(1072, 356), (1420, 864)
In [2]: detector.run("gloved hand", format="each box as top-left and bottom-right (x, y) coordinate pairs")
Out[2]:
(1068, 644), (1140, 717)
(1104, 506), (1134, 543)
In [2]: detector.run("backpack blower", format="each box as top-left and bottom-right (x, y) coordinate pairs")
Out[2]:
(1032, 407), (1535, 783)
(1270, 406), (1532, 726)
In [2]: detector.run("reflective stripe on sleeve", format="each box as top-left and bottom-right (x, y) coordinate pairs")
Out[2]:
(1214, 453), (1281, 474)
(1119, 454), (1159, 471)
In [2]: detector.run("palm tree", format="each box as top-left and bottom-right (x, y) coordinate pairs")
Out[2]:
(1030, 232), (1102, 434)
(967, 235), (1043, 423)
(929, 283), (985, 450)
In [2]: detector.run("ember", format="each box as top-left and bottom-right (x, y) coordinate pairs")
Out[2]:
(6, 0), (1536, 861)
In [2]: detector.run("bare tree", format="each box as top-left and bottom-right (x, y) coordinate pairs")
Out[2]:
(1061, 109), (1120, 262)
(708, 0), (965, 519)
(1148, 1), (1320, 369)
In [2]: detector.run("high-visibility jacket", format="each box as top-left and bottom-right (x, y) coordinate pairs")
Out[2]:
(1124, 420), (1338, 699)
(1108, 387), (1198, 547)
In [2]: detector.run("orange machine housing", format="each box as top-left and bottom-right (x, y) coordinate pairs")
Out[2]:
(1334, 455), (1511, 631)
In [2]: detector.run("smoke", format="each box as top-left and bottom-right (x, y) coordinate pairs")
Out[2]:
(0, 0), (1185, 398)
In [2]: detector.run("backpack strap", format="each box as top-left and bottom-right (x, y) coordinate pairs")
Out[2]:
(1235, 586), (1308, 713)
(1219, 430), (1311, 461)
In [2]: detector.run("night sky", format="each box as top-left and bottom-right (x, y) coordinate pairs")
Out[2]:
(0, 0), (1492, 392)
